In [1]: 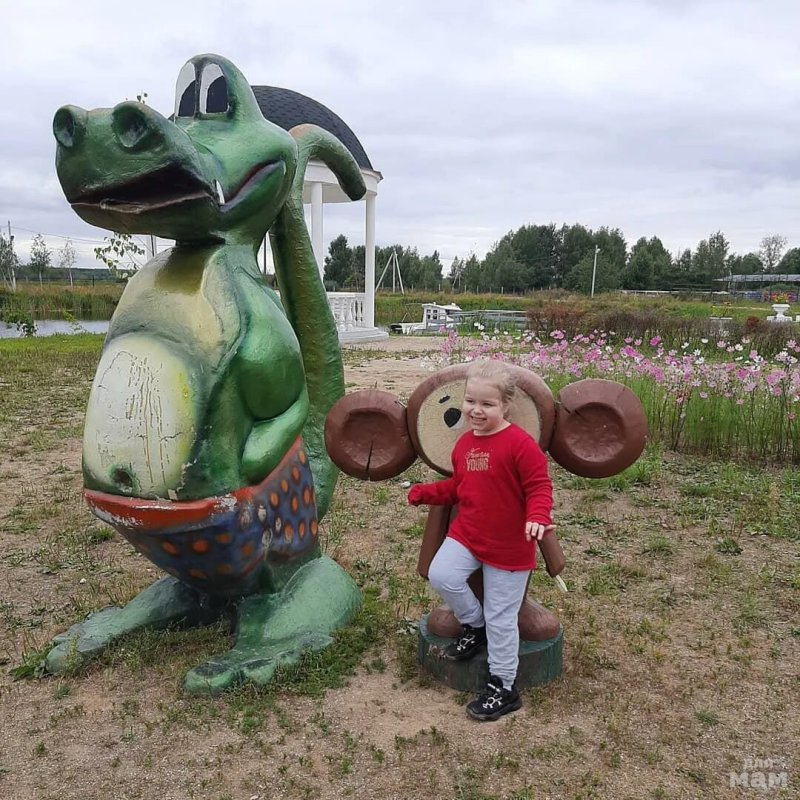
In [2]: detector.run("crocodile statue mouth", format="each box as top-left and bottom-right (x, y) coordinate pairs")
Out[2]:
(68, 163), (210, 215)
(68, 160), (282, 216)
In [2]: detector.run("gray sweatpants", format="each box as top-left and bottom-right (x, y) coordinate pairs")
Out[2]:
(428, 537), (530, 688)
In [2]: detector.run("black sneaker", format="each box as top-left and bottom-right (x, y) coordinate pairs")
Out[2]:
(443, 624), (487, 661)
(466, 675), (522, 721)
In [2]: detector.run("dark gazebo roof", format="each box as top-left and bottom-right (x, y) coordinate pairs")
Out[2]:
(251, 85), (373, 171)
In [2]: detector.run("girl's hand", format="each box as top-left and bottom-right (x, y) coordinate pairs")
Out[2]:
(407, 485), (424, 506)
(525, 522), (556, 542)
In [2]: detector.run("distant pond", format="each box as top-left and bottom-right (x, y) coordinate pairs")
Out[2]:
(0, 320), (110, 339)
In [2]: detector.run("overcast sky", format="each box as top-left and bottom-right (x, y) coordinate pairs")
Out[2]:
(3, 0), (800, 272)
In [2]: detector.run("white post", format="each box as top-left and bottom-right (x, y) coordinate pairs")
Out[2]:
(590, 245), (600, 298)
(397, 250), (405, 294)
(311, 181), (324, 279)
(364, 193), (376, 328)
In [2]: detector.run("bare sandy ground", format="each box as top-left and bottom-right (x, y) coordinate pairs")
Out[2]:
(0, 333), (796, 800)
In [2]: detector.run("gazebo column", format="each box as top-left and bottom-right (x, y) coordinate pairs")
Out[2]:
(311, 181), (324, 278)
(364, 193), (376, 328)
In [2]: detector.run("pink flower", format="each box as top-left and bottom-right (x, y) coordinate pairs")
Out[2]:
(766, 372), (784, 387)
(650, 336), (662, 347)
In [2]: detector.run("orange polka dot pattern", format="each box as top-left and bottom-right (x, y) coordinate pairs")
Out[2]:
(101, 438), (318, 596)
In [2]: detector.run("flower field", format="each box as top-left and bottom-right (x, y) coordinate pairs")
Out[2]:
(438, 327), (800, 463)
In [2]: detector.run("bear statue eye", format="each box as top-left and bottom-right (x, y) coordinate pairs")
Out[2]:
(199, 64), (229, 114)
(174, 62), (196, 118)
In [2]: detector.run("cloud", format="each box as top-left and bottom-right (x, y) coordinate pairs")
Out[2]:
(3, 0), (799, 271)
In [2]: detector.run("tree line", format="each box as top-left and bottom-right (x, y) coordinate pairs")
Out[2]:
(0, 233), (81, 289)
(324, 228), (800, 294)
(324, 236), (445, 292)
(4, 226), (797, 295)
(0, 232), (143, 289)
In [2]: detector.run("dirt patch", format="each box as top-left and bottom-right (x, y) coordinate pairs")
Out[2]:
(0, 335), (797, 800)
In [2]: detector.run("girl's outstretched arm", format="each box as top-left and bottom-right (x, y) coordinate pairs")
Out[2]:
(408, 477), (458, 507)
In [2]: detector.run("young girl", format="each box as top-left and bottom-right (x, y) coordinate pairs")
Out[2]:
(408, 359), (554, 721)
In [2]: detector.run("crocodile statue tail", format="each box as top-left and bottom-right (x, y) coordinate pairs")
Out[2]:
(269, 124), (366, 520)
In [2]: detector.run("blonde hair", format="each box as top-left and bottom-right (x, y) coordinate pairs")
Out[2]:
(465, 359), (516, 407)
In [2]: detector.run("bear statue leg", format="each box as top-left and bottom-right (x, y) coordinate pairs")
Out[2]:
(46, 576), (226, 675)
(183, 555), (361, 694)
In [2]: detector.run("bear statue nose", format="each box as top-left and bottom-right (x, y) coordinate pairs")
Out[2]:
(111, 101), (162, 151)
(53, 105), (87, 150)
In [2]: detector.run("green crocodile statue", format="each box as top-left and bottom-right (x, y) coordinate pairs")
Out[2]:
(47, 54), (365, 693)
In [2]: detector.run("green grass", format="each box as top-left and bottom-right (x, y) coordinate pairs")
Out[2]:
(4, 283), (782, 329)
(0, 283), (122, 321)
(0, 334), (103, 441)
(643, 535), (674, 557)
(714, 537), (743, 555)
(694, 709), (720, 727)
(13, 586), (397, 729)
(374, 289), (784, 328)
(584, 562), (649, 597)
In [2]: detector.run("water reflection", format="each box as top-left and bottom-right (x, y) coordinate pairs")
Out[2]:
(0, 320), (110, 339)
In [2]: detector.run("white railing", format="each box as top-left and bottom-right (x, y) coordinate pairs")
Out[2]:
(327, 292), (366, 332)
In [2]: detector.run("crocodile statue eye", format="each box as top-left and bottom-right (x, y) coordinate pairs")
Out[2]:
(174, 62), (196, 118)
(199, 64), (229, 114)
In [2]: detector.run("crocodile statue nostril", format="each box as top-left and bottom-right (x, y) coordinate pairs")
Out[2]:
(53, 105), (85, 149)
(112, 102), (158, 150)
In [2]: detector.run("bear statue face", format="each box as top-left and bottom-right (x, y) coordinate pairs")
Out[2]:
(324, 364), (648, 482)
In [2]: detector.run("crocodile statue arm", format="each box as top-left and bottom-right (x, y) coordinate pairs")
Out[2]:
(270, 123), (366, 518)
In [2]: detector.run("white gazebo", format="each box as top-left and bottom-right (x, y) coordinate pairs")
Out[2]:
(252, 85), (387, 342)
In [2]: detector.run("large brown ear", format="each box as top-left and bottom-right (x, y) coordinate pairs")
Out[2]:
(406, 364), (556, 476)
(324, 390), (417, 480)
(549, 379), (648, 478)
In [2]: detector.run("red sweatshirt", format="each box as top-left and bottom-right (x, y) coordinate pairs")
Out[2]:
(409, 423), (553, 571)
